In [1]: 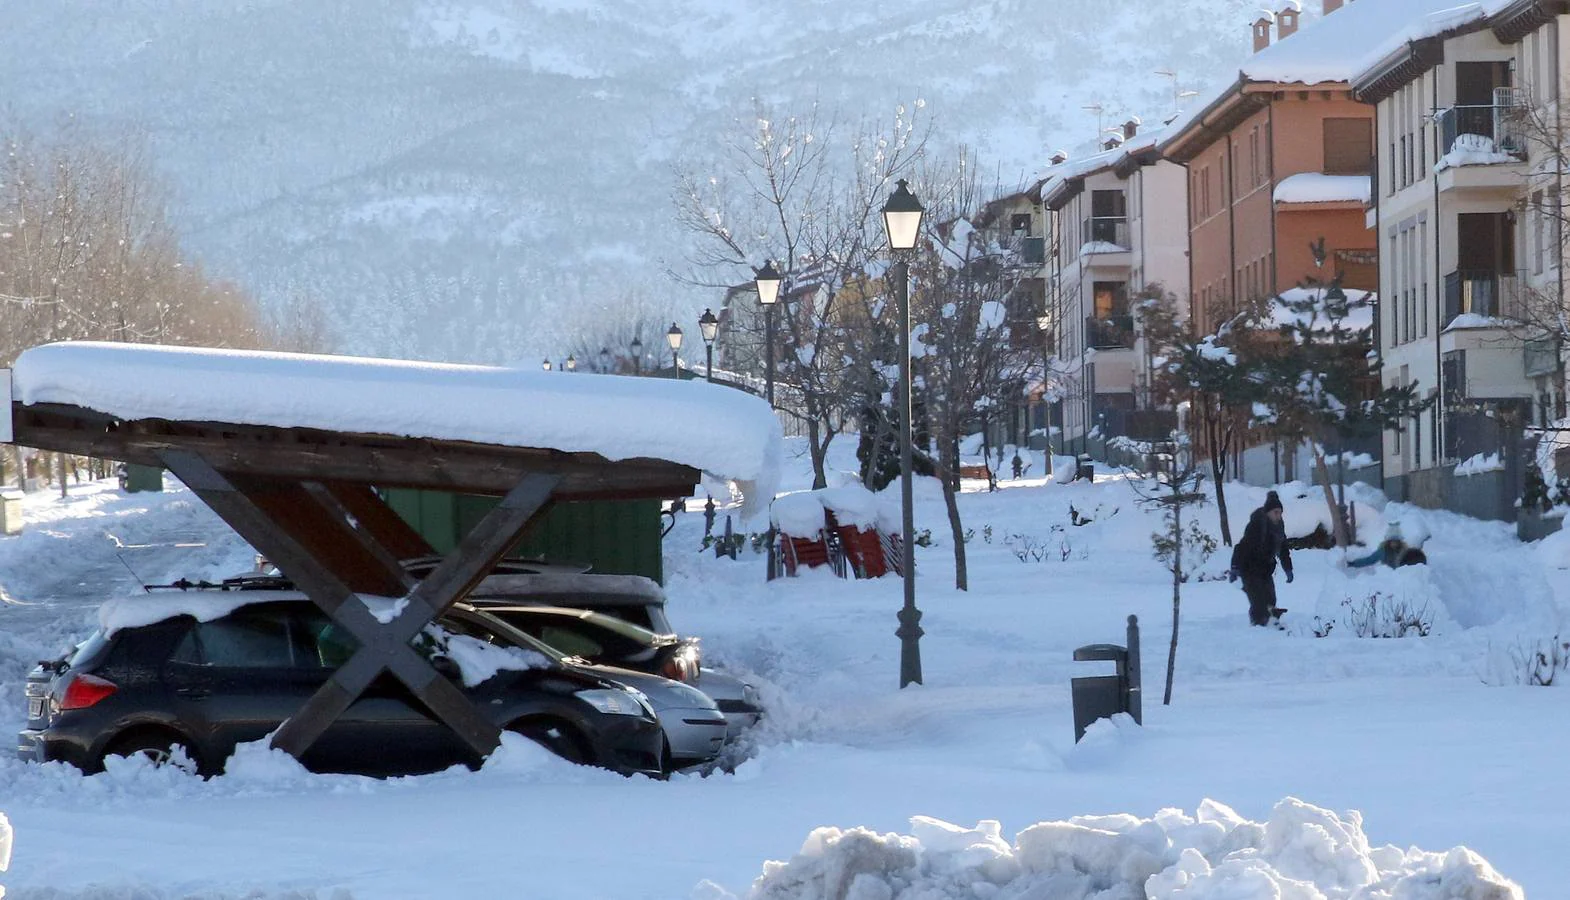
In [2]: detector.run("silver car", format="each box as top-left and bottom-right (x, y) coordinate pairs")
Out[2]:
(444, 605), (727, 770)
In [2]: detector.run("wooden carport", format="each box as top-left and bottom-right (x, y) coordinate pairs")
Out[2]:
(4, 342), (778, 765)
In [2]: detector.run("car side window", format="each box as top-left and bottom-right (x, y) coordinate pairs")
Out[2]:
(173, 609), (297, 668)
(535, 624), (603, 658)
(293, 610), (361, 668)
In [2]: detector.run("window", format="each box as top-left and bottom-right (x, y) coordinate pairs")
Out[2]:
(1010, 213), (1032, 236)
(173, 608), (298, 668)
(1324, 118), (1372, 177)
(1419, 220), (1428, 337)
(1533, 190), (1545, 274)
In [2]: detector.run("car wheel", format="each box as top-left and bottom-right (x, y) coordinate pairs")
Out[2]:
(103, 730), (203, 775)
(508, 719), (589, 766)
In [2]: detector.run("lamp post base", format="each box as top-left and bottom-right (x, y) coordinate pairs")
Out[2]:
(896, 604), (924, 687)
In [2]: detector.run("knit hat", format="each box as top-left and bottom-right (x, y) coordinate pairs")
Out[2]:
(1263, 490), (1283, 513)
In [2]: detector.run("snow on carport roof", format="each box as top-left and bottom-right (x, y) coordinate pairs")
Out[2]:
(11, 341), (782, 515)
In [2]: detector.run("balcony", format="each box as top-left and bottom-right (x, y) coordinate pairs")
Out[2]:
(1085, 314), (1135, 350)
(1443, 269), (1523, 327)
(1438, 101), (1525, 159)
(1080, 216), (1129, 250)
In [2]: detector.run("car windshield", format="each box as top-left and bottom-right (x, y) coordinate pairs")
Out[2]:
(484, 608), (663, 660)
(444, 607), (572, 664)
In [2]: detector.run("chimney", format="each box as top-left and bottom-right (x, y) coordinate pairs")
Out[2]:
(1123, 117), (1141, 140)
(1252, 15), (1272, 53)
(1277, 2), (1301, 38)
(1049, 151), (1068, 166)
(1323, 0), (1343, 13)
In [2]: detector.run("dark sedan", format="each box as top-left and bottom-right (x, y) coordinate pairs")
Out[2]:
(18, 597), (665, 778)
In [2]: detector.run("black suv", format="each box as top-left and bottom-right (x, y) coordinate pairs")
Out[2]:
(18, 597), (665, 778)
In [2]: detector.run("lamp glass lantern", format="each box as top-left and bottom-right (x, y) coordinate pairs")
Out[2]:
(666, 323), (684, 352)
(541, 359), (552, 371)
(754, 261), (783, 306)
(881, 178), (926, 251)
(698, 308), (719, 345)
(565, 354), (577, 372)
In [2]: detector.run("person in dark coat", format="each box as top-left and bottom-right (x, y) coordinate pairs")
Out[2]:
(1229, 490), (1294, 626)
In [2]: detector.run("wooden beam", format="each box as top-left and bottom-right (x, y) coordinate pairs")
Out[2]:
(157, 449), (503, 763)
(323, 482), (435, 559)
(232, 477), (410, 598)
(409, 473), (560, 618)
(13, 406), (699, 500)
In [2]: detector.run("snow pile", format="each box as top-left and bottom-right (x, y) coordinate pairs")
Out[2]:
(0, 810), (10, 899)
(1536, 527), (1570, 570)
(98, 591), (267, 637)
(730, 798), (1522, 900)
(1434, 133), (1518, 171)
(1455, 451), (1504, 477)
(1444, 312), (1509, 330)
(1080, 240), (1128, 255)
(1273, 173), (1370, 205)
(772, 492), (827, 538)
(13, 341), (784, 521)
(424, 628), (551, 687)
(1311, 565), (1451, 638)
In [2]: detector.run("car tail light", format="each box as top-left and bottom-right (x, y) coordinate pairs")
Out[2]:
(59, 673), (118, 711)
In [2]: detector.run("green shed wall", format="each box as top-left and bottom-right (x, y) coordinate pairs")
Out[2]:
(381, 489), (664, 584)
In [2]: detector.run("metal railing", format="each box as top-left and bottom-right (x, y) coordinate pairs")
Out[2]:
(1080, 217), (1129, 248)
(1085, 314), (1135, 349)
(1438, 101), (1525, 158)
(1443, 269), (1523, 324)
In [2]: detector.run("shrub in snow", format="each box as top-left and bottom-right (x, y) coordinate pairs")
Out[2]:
(729, 797), (1522, 900)
(1311, 567), (1446, 639)
(1535, 527), (1570, 570)
(1483, 634), (1570, 687)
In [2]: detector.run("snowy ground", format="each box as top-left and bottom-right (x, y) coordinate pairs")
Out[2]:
(0, 439), (1563, 898)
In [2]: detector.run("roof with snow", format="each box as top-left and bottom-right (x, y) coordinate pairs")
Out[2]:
(9, 341), (782, 513)
(1163, 0), (1505, 160)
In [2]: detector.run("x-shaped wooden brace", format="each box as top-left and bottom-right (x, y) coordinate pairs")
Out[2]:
(159, 449), (559, 762)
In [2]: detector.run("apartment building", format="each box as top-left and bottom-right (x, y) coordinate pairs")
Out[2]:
(1351, 0), (1569, 508)
(1160, 0), (1385, 337)
(1040, 123), (1191, 450)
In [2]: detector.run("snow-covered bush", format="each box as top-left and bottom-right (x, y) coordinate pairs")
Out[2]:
(731, 797), (1522, 899)
(1152, 519), (1216, 583)
(1483, 634), (1570, 687)
(1310, 566), (1447, 639)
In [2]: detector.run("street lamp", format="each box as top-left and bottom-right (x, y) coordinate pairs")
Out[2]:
(541, 358), (552, 372)
(630, 336), (643, 376)
(698, 308), (719, 383)
(881, 177), (925, 689)
(599, 347), (611, 374)
(565, 354), (577, 372)
(666, 323), (684, 378)
(754, 261), (783, 408)
(1037, 313), (1056, 479)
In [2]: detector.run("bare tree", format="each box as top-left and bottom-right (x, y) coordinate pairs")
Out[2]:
(1127, 437), (1210, 706)
(903, 149), (1037, 590)
(671, 100), (929, 488)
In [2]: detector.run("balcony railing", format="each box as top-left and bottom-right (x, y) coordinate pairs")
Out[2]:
(1085, 314), (1135, 350)
(1443, 269), (1523, 325)
(1081, 216), (1129, 249)
(1439, 98), (1525, 159)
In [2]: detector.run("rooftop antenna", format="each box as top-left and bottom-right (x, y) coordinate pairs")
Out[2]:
(1081, 103), (1105, 144)
(1156, 69), (1201, 117)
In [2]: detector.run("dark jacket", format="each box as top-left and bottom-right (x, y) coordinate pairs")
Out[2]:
(1231, 507), (1292, 578)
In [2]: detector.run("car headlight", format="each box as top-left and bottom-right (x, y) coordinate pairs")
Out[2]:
(742, 683), (761, 708)
(576, 688), (653, 717)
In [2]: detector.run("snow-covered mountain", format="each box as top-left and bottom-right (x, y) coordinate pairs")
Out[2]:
(1, 0), (1283, 362)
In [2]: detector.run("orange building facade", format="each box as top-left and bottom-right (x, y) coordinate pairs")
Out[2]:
(1164, 85), (1377, 336)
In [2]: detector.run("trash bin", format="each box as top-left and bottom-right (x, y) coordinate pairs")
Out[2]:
(0, 489), (22, 536)
(1075, 454), (1094, 482)
(1071, 615), (1142, 741)
(124, 464), (164, 493)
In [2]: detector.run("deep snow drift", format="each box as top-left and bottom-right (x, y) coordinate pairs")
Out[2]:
(0, 436), (1564, 898)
